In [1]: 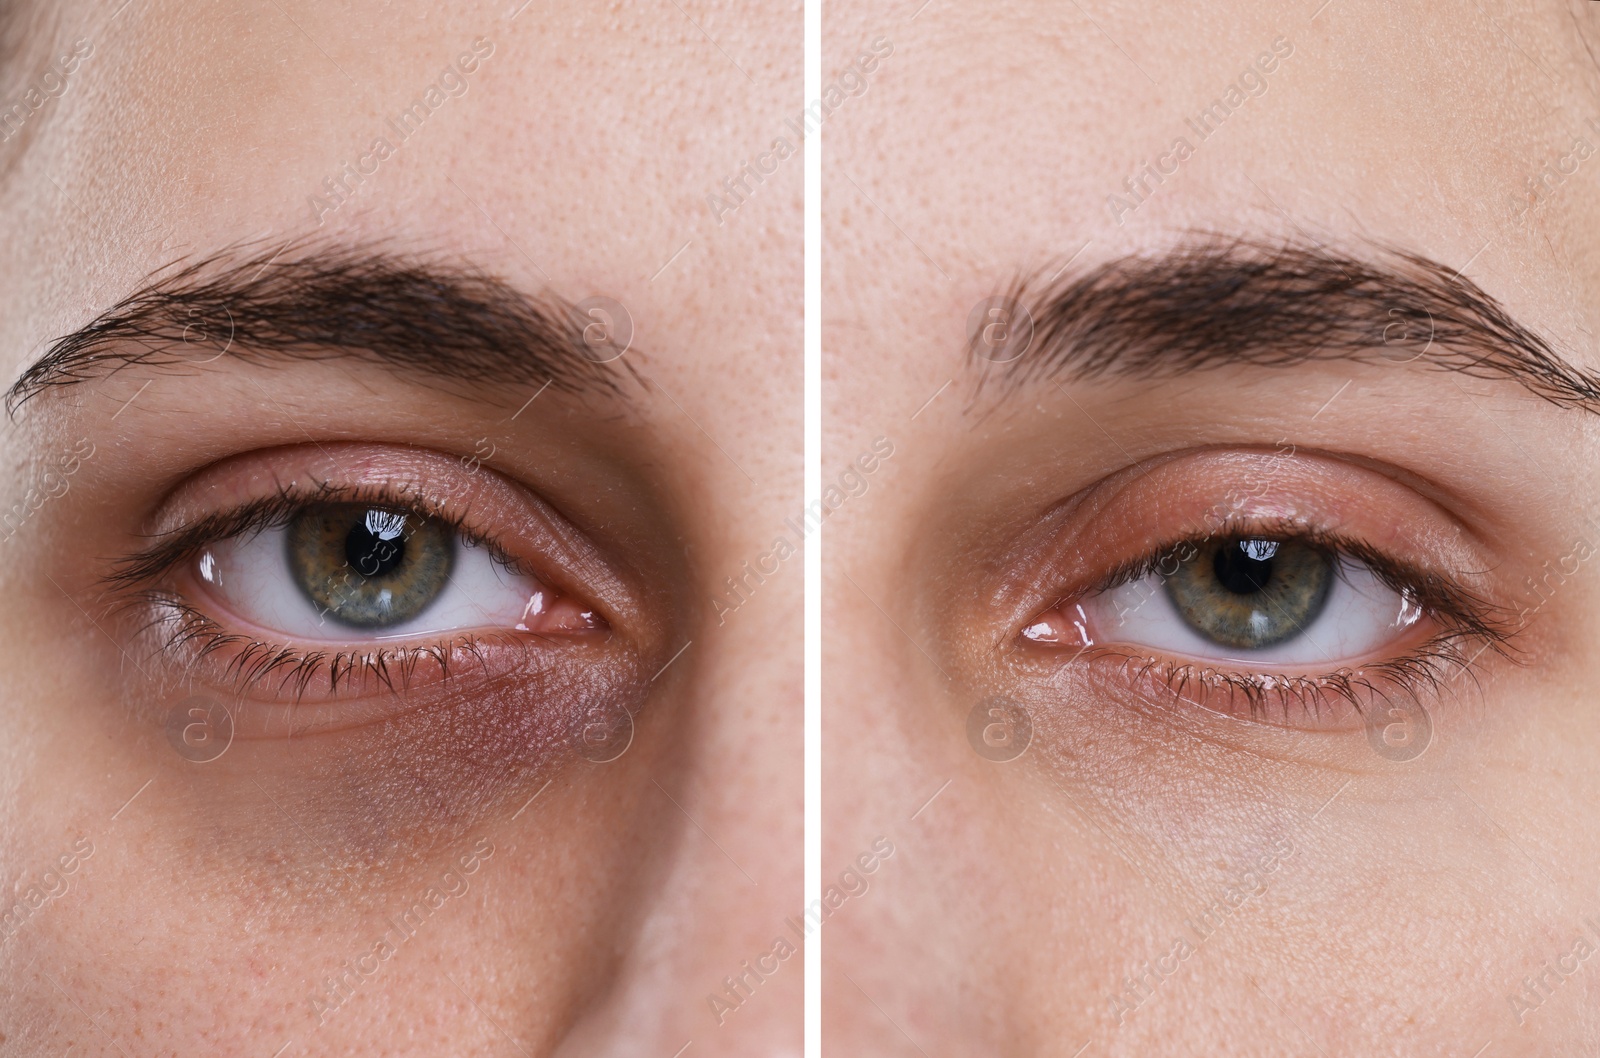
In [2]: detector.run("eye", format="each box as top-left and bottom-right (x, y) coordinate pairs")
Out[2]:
(189, 499), (600, 647)
(194, 501), (593, 640)
(1079, 535), (1422, 665)
(103, 444), (643, 720)
(1019, 521), (1516, 724)
(1004, 449), (1521, 728)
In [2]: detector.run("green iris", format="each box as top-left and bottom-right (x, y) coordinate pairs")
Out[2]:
(287, 504), (454, 629)
(1164, 537), (1332, 650)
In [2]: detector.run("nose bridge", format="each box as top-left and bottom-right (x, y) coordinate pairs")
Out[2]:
(822, 466), (1038, 1054)
(553, 509), (802, 1056)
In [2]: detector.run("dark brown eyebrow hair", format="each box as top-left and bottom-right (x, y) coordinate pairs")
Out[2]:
(4, 239), (637, 416)
(974, 236), (1600, 414)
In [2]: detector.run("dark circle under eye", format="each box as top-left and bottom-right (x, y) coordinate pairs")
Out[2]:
(286, 504), (454, 629)
(1164, 537), (1332, 650)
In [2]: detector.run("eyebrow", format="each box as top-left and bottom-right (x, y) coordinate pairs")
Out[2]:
(975, 237), (1600, 414)
(5, 240), (636, 416)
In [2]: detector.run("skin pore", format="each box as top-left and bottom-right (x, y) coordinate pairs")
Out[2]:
(825, 1), (1600, 1055)
(0, 1), (798, 1055)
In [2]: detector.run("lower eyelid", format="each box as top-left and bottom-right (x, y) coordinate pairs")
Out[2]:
(135, 592), (617, 721)
(166, 647), (640, 768)
(1010, 609), (1497, 738)
(1087, 653), (1413, 731)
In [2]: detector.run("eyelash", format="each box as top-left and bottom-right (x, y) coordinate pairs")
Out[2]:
(1055, 517), (1521, 722)
(106, 480), (551, 701)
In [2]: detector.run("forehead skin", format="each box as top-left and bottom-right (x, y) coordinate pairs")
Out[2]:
(824, 0), (1600, 1055)
(0, 0), (799, 1054)
(826, 0), (1600, 405)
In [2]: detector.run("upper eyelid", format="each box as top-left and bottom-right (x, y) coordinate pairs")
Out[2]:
(981, 446), (1504, 634)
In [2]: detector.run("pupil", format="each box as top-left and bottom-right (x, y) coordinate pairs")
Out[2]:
(1213, 539), (1274, 595)
(345, 515), (406, 578)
